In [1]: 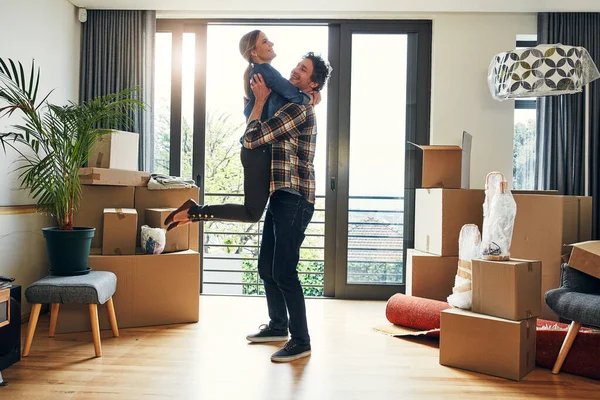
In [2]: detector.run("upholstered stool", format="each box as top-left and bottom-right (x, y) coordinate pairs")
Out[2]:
(23, 271), (119, 357)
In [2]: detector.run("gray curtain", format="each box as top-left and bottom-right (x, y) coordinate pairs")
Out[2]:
(80, 10), (156, 171)
(537, 13), (600, 239)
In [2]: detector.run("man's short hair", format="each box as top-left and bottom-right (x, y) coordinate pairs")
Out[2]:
(303, 52), (332, 92)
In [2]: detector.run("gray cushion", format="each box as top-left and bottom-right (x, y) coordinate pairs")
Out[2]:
(545, 264), (600, 328)
(25, 271), (117, 305)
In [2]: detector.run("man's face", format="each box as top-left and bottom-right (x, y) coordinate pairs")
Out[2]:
(289, 58), (317, 92)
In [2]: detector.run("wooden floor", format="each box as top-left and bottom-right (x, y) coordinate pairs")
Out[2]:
(3, 296), (600, 399)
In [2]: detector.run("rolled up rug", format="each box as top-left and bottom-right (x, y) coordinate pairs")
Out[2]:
(385, 293), (451, 332)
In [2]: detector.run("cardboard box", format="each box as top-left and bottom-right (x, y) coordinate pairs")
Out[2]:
(410, 143), (462, 189)
(73, 186), (135, 249)
(89, 130), (139, 171)
(102, 208), (138, 255)
(414, 189), (485, 256)
(510, 195), (591, 320)
(472, 259), (541, 320)
(78, 167), (150, 187)
(55, 250), (200, 333)
(146, 208), (190, 253)
(134, 187), (199, 252)
(440, 308), (536, 381)
(406, 249), (458, 301)
(566, 241), (600, 279)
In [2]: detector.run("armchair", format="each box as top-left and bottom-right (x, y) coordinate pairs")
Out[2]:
(544, 263), (600, 374)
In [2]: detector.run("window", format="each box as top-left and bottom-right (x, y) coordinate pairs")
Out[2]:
(513, 38), (537, 190)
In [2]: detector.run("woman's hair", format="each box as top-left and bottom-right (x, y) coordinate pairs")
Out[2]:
(239, 30), (262, 100)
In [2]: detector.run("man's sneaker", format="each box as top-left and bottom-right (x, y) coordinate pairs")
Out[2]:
(246, 324), (288, 343)
(270, 340), (311, 362)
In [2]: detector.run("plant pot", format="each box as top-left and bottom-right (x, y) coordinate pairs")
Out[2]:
(42, 227), (95, 276)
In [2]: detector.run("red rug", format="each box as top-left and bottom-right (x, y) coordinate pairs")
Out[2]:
(385, 294), (600, 380)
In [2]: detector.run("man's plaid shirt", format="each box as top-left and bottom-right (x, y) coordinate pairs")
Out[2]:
(242, 103), (317, 204)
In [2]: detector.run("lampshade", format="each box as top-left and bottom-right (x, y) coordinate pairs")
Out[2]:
(488, 43), (600, 101)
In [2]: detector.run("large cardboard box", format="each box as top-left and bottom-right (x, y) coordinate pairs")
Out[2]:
(440, 308), (536, 381)
(73, 186), (135, 249)
(414, 189), (485, 256)
(89, 130), (139, 171)
(78, 167), (149, 186)
(566, 241), (600, 279)
(102, 208), (138, 255)
(472, 259), (541, 320)
(146, 208), (190, 253)
(134, 187), (199, 252)
(55, 250), (200, 333)
(511, 195), (591, 320)
(406, 249), (458, 301)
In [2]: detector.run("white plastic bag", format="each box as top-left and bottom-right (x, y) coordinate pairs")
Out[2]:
(447, 224), (481, 309)
(480, 172), (517, 261)
(140, 225), (166, 254)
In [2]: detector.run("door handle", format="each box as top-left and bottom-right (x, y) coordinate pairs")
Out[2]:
(330, 177), (336, 192)
(196, 174), (202, 188)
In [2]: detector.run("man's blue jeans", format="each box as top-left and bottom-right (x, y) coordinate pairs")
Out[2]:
(257, 190), (314, 346)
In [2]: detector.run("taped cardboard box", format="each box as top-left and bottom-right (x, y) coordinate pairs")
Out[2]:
(406, 249), (458, 301)
(510, 195), (591, 320)
(134, 187), (199, 252)
(102, 208), (138, 255)
(89, 130), (139, 171)
(472, 259), (541, 320)
(78, 167), (149, 187)
(55, 250), (200, 333)
(566, 241), (600, 279)
(440, 308), (536, 381)
(146, 208), (190, 253)
(73, 186), (135, 249)
(414, 189), (485, 256)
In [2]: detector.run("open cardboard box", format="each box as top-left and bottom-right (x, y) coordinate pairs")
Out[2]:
(409, 131), (472, 189)
(566, 241), (600, 279)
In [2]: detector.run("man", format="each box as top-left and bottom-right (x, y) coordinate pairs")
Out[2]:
(244, 52), (332, 362)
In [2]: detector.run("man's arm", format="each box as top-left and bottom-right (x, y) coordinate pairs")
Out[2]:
(242, 103), (308, 149)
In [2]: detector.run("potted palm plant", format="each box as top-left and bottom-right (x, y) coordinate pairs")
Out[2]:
(0, 58), (143, 276)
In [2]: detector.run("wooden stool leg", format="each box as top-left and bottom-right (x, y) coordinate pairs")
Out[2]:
(106, 297), (119, 337)
(89, 304), (102, 357)
(23, 304), (42, 357)
(49, 304), (60, 338)
(552, 321), (581, 374)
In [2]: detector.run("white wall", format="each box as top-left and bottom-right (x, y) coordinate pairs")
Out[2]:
(0, 0), (80, 314)
(430, 13), (536, 188)
(0, 0), (81, 206)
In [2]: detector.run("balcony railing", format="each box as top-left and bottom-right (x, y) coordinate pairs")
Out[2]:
(202, 193), (404, 296)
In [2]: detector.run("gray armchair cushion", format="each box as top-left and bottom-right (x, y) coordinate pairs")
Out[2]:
(25, 271), (117, 305)
(545, 264), (600, 328)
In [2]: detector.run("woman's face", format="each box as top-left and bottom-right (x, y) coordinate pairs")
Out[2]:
(251, 32), (276, 63)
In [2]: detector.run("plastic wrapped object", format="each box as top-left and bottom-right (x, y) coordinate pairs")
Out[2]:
(488, 44), (600, 101)
(140, 225), (166, 254)
(448, 224), (481, 309)
(480, 172), (517, 261)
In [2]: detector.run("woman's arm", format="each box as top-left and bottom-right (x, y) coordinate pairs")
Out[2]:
(252, 63), (310, 105)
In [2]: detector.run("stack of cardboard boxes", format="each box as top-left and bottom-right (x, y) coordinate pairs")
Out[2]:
(56, 131), (201, 333)
(439, 258), (541, 381)
(406, 142), (484, 302)
(405, 143), (592, 320)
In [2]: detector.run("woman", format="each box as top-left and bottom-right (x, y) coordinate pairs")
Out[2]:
(165, 30), (318, 230)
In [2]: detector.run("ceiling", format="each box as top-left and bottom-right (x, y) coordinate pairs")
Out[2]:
(67, 0), (600, 16)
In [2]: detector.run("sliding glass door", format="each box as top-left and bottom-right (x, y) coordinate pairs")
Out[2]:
(331, 22), (431, 299)
(154, 20), (431, 299)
